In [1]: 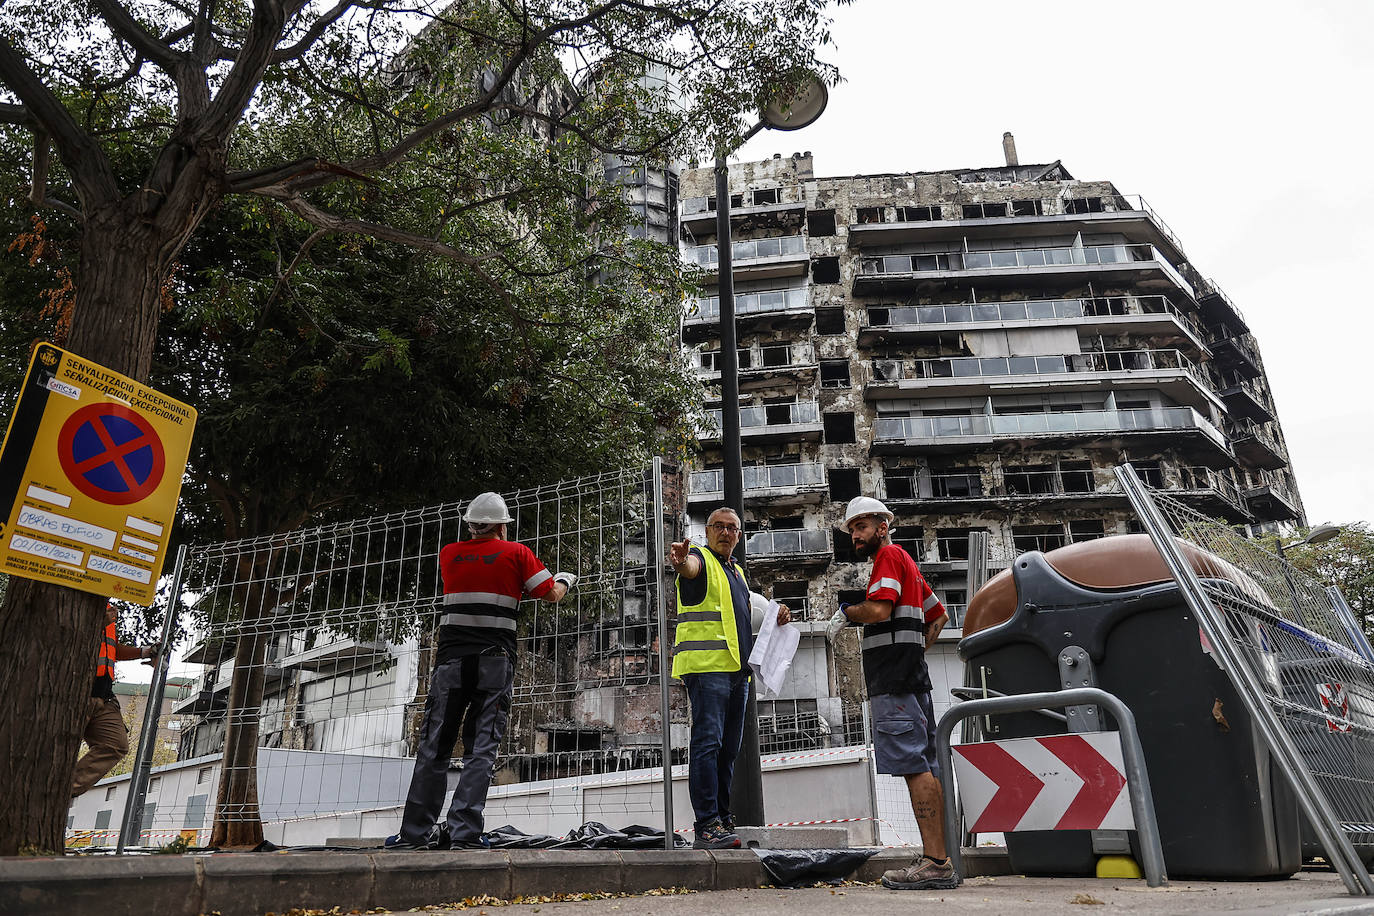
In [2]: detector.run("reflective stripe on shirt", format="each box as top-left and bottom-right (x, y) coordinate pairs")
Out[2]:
(441, 612), (518, 631)
(524, 569), (552, 592)
(443, 592), (519, 609)
(862, 630), (925, 650)
(868, 576), (902, 596)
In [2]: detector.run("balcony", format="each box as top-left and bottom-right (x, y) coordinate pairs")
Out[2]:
(280, 636), (390, 673)
(683, 235), (809, 282)
(1218, 377), (1275, 424)
(1210, 332), (1262, 380)
(696, 343), (817, 391)
(854, 243), (1194, 298)
(743, 528), (831, 565)
(1245, 477), (1301, 522)
(1174, 465), (1252, 523)
(873, 407), (1231, 463)
(858, 294), (1209, 357)
(699, 401), (823, 444)
(1197, 279), (1249, 334)
(847, 194), (1189, 266)
(881, 469), (1107, 511)
(680, 185), (807, 234)
(682, 285), (811, 342)
(1229, 420), (1287, 470)
(688, 463), (827, 507)
(864, 348), (1221, 414)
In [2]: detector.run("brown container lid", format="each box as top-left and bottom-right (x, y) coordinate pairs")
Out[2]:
(962, 533), (1269, 637)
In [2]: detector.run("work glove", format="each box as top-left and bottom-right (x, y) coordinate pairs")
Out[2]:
(824, 604), (851, 642)
(553, 572), (577, 590)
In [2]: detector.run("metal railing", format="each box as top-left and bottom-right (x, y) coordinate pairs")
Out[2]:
(866, 294), (1204, 339)
(695, 343), (816, 377)
(683, 234), (806, 267)
(687, 285), (808, 322)
(868, 348), (1209, 390)
(1213, 331), (1262, 365)
(745, 528), (831, 558)
(874, 406), (1228, 450)
(1178, 465), (1245, 509)
(690, 462), (826, 497)
(859, 243), (1190, 293)
(702, 401), (821, 433)
(1229, 419), (1283, 453)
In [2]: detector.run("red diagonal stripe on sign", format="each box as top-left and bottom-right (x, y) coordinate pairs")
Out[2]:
(1041, 734), (1127, 830)
(956, 741), (1043, 832)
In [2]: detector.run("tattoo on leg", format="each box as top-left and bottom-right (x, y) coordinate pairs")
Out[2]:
(912, 802), (937, 819)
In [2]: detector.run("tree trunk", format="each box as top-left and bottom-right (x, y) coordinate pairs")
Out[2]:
(0, 212), (171, 855)
(209, 625), (269, 848)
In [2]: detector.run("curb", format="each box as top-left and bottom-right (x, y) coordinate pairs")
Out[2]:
(0, 847), (1011, 916)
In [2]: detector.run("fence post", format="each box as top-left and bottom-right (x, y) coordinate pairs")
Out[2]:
(652, 457), (676, 849)
(117, 544), (189, 854)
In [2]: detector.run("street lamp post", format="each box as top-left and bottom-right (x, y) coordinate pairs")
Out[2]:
(713, 75), (828, 827)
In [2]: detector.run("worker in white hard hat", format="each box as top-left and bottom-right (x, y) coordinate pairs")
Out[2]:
(827, 495), (956, 890)
(388, 491), (577, 850)
(668, 507), (791, 849)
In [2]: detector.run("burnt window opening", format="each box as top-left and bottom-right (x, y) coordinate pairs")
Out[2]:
(881, 466), (915, 500)
(893, 527), (925, 562)
(936, 527), (985, 561)
(815, 307), (845, 335)
(807, 209), (837, 236)
(829, 467), (861, 501)
(772, 579), (810, 619)
(769, 515), (805, 530)
(760, 345), (792, 368)
(1069, 520), (1108, 543)
(1060, 460), (1096, 493)
(764, 402), (794, 425)
(823, 411), (856, 444)
(752, 187), (779, 206)
(867, 306), (890, 327)
(857, 206), (886, 224)
(811, 256), (841, 284)
(1132, 459), (1164, 488)
(1004, 464), (1056, 495)
(899, 205), (941, 222)
(962, 202), (1008, 219)
(1012, 523), (1067, 553)
(832, 533), (861, 564)
(1065, 196), (1104, 214)
(931, 470), (982, 498)
(1011, 199), (1045, 217)
(820, 359), (851, 389)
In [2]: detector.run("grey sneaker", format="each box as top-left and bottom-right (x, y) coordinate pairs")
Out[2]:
(692, 819), (741, 849)
(881, 855), (958, 890)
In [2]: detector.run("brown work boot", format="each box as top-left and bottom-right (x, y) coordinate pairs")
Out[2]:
(881, 855), (958, 890)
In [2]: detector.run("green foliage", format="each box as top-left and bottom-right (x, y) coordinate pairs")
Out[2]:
(1284, 523), (1374, 635)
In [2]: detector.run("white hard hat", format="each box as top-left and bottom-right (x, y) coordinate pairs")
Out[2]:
(844, 495), (893, 529)
(463, 492), (513, 524)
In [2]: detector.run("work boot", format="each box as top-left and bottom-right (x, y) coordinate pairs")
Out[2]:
(881, 855), (958, 890)
(692, 819), (741, 850)
(383, 824), (450, 850)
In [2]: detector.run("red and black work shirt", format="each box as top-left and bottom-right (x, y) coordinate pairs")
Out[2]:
(436, 537), (554, 664)
(861, 543), (946, 696)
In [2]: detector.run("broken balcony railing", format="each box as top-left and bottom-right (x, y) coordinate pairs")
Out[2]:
(687, 285), (809, 322)
(874, 406), (1228, 449)
(689, 462), (826, 498)
(682, 234), (807, 267)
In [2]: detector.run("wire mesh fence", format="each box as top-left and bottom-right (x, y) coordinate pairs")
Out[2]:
(1121, 467), (1374, 886)
(152, 463), (682, 837)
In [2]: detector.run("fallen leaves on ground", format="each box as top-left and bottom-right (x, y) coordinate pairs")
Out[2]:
(1069, 892), (1106, 905)
(262, 888), (698, 915)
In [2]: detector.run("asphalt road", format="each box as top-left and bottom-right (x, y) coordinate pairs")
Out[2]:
(374, 874), (1374, 916)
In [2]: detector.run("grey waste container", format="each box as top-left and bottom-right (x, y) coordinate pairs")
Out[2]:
(959, 534), (1301, 879)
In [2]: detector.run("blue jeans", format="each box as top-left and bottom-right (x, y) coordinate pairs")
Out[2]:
(683, 669), (751, 830)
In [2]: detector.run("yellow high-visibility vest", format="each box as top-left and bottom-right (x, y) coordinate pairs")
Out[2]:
(671, 546), (746, 678)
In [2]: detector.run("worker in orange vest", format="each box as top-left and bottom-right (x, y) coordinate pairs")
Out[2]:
(72, 602), (161, 797)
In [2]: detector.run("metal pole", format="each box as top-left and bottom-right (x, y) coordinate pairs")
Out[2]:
(652, 458), (677, 850)
(1114, 463), (1374, 895)
(714, 152), (765, 828)
(117, 544), (189, 854)
(935, 687), (1169, 889)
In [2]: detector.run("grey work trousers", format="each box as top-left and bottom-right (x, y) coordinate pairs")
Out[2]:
(398, 651), (514, 844)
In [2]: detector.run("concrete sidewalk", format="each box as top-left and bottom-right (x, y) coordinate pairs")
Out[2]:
(0, 846), (1004, 916)
(4, 848), (1368, 916)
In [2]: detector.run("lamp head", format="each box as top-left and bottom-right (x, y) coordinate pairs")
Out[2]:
(1304, 524), (1342, 546)
(759, 75), (829, 131)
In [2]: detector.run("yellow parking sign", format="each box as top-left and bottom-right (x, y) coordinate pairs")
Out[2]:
(0, 343), (196, 605)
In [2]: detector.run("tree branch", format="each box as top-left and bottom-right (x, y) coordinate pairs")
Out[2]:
(88, 0), (183, 69)
(0, 37), (120, 205)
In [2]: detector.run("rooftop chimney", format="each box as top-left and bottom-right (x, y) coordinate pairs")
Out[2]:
(1002, 132), (1019, 167)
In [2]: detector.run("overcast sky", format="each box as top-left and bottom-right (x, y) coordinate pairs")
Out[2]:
(730, 0), (1373, 529)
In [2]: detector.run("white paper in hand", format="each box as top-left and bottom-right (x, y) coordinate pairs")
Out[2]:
(748, 597), (800, 699)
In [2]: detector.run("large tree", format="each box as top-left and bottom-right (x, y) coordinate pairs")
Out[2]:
(0, 0), (846, 854)
(1284, 523), (1374, 637)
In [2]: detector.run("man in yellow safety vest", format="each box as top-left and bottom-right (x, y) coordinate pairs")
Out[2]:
(669, 506), (789, 849)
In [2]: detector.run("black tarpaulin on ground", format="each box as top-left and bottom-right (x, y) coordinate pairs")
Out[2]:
(484, 822), (689, 849)
(753, 848), (877, 886)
